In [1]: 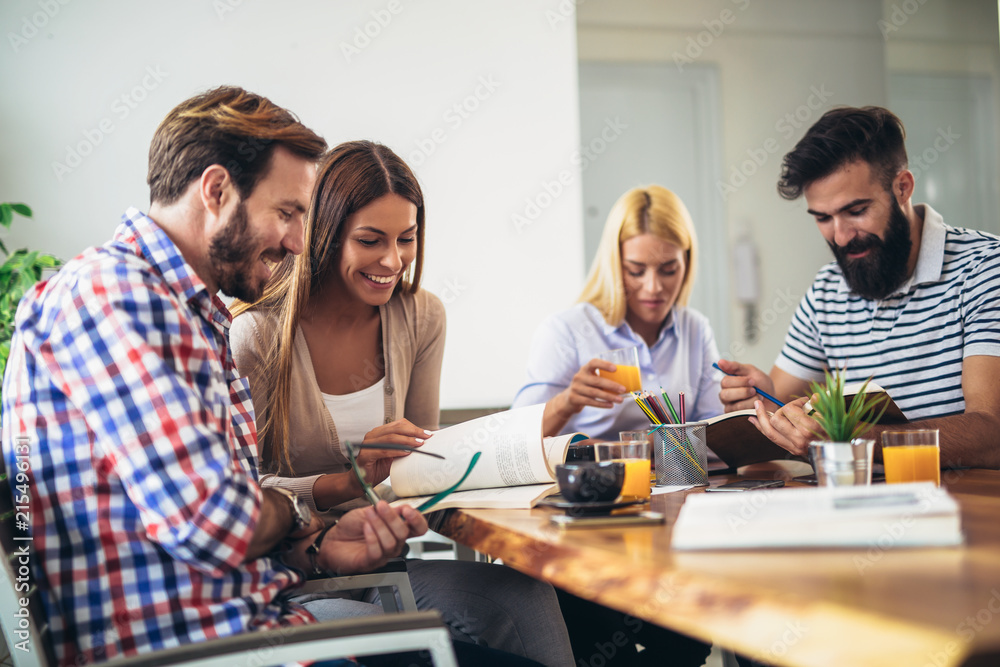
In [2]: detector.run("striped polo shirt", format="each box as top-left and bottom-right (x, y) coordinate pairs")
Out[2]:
(775, 204), (1000, 421)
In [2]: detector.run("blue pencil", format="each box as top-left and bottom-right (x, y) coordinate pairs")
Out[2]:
(712, 363), (786, 408)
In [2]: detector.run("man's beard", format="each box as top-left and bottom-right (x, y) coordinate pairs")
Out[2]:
(208, 200), (281, 302)
(829, 198), (913, 301)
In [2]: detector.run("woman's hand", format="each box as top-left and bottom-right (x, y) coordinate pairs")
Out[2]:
(314, 420), (435, 509)
(542, 358), (627, 436)
(356, 418), (433, 487)
(561, 358), (627, 413)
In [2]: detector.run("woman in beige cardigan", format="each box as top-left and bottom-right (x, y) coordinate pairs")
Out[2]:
(231, 140), (573, 666)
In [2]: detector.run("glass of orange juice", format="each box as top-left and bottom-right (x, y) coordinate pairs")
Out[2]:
(595, 441), (651, 500)
(620, 430), (656, 484)
(597, 346), (642, 393)
(881, 430), (941, 486)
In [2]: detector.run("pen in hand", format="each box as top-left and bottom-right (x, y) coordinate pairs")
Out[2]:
(712, 362), (786, 408)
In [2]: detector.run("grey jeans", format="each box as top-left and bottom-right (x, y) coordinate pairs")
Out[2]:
(302, 559), (574, 667)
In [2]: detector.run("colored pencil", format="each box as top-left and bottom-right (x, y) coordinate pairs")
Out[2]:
(660, 387), (681, 424)
(632, 392), (660, 424)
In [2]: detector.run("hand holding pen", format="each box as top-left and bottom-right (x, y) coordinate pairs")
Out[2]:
(713, 360), (786, 410)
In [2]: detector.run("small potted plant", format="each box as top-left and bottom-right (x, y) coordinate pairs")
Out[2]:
(807, 367), (888, 486)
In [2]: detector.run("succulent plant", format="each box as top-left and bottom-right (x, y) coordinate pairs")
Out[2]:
(808, 367), (888, 442)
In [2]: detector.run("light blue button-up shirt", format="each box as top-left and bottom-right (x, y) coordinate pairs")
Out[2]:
(512, 302), (724, 440)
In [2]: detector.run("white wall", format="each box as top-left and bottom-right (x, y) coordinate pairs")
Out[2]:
(577, 0), (889, 371)
(3, 0), (997, 409)
(577, 0), (999, 373)
(0, 0), (584, 409)
(884, 0), (1000, 231)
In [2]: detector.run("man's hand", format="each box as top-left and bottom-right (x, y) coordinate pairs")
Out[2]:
(747, 396), (819, 456)
(717, 359), (780, 413)
(316, 501), (427, 575)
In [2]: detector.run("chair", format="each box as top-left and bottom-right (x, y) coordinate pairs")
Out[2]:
(0, 466), (457, 667)
(297, 559), (418, 613)
(406, 407), (510, 565)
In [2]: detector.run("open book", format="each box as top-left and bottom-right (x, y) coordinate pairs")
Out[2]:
(707, 381), (907, 468)
(385, 404), (587, 510)
(671, 482), (963, 550)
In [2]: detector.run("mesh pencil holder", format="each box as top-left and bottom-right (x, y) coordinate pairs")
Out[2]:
(651, 422), (709, 486)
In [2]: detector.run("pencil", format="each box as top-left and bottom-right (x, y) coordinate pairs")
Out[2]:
(646, 392), (670, 424)
(679, 391), (686, 424)
(632, 392), (661, 425)
(660, 387), (681, 424)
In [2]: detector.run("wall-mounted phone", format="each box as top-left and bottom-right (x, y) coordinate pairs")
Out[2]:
(732, 232), (760, 344)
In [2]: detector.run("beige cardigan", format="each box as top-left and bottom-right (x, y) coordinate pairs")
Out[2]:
(230, 289), (446, 512)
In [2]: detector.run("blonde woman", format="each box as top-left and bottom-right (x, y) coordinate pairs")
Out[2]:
(513, 185), (723, 440)
(231, 141), (572, 667)
(512, 185), (718, 665)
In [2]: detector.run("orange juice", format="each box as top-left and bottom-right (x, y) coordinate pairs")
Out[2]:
(616, 458), (651, 499)
(599, 364), (642, 392)
(883, 445), (941, 485)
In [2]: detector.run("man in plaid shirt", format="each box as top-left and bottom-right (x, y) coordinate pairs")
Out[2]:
(1, 87), (429, 665)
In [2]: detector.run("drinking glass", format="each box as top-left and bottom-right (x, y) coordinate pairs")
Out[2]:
(882, 430), (941, 486)
(620, 429), (656, 483)
(594, 441), (651, 500)
(597, 346), (642, 393)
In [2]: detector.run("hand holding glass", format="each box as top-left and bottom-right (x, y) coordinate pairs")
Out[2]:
(597, 346), (642, 393)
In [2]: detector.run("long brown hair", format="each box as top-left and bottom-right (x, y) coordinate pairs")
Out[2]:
(233, 141), (425, 473)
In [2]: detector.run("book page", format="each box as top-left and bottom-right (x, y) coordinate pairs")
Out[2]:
(389, 404), (551, 497)
(542, 432), (588, 476)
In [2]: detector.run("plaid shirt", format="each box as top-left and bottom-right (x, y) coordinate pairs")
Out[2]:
(2, 209), (313, 665)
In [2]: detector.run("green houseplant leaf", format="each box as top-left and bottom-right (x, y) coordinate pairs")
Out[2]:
(808, 367), (889, 442)
(0, 203), (63, 417)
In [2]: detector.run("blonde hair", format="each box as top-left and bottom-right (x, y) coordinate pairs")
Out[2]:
(578, 185), (698, 325)
(232, 141), (424, 474)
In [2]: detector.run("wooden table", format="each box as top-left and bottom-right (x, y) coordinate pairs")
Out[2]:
(434, 469), (1000, 667)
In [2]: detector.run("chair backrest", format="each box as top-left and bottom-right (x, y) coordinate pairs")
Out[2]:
(0, 437), (56, 667)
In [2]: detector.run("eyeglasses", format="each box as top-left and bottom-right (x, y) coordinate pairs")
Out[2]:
(345, 442), (481, 513)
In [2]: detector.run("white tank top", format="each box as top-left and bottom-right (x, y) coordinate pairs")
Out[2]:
(321, 378), (385, 448)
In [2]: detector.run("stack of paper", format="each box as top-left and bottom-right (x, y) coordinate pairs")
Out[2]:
(671, 482), (963, 550)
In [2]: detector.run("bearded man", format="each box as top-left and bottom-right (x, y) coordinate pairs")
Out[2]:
(717, 106), (1000, 469)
